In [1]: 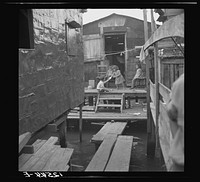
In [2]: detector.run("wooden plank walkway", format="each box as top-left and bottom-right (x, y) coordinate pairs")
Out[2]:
(19, 137), (73, 171)
(91, 122), (127, 144)
(68, 106), (147, 121)
(85, 134), (118, 171)
(105, 135), (133, 171)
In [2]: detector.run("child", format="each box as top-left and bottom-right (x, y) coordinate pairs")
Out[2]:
(96, 75), (112, 93)
(112, 65), (125, 89)
(131, 63), (143, 89)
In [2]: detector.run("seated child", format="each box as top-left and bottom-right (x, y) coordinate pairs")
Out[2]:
(96, 75), (112, 93)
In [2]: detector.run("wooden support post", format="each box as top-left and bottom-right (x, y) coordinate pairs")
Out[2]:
(79, 103), (83, 142)
(151, 9), (160, 157)
(58, 113), (68, 148)
(143, 9), (155, 158)
(88, 96), (93, 106)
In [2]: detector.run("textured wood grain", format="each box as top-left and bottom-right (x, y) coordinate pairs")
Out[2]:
(105, 135), (133, 171)
(85, 134), (117, 171)
(19, 137), (58, 171)
(91, 122), (127, 143)
(19, 132), (31, 153)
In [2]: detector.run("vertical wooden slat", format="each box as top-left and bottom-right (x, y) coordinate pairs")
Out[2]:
(79, 103), (83, 142)
(143, 9), (155, 158)
(58, 114), (67, 148)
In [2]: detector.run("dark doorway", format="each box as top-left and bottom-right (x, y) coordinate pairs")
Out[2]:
(104, 34), (125, 78)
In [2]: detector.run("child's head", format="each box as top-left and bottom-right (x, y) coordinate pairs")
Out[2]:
(99, 75), (105, 81)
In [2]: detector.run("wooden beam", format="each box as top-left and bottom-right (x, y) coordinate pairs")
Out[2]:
(19, 132), (32, 153)
(20, 145), (34, 154)
(58, 114), (68, 148)
(79, 103), (83, 142)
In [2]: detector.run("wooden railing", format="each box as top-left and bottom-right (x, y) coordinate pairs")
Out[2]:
(149, 80), (173, 170)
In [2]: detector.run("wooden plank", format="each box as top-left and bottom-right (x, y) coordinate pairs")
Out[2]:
(79, 103), (83, 142)
(19, 139), (48, 169)
(105, 135), (133, 171)
(150, 80), (156, 105)
(42, 148), (74, 171)
(159, 101), (173, 171)
(97, 104), (121, 108)
(150, 102), (156, 126)
(99, 97), (122, 100)
(85, 134), (117, 171)
(91, 122), (127, 143)
(58, 117), (67, 148)
(21, 145), (34, 154)
(19, 132), (32, 153)
(28, 145), (59, 171)
(19, 137), (58, 171)
(159, 82), (171, 103)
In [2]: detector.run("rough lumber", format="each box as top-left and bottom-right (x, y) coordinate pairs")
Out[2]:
(85, 134), (117, 171)
(105, 135), (133, 171)
(18, 139), (48, 169)
(41, 147), (74, 171)
(91, 122), (127, 144)
(19, 137), (58, 171)
(19, 132), (32, 153)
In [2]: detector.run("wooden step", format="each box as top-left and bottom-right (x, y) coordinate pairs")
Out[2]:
(99, 94), (123, 99)
(99, 97), (122, 100)
(97, 104), (121, 108)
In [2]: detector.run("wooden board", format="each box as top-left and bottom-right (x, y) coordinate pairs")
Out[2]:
(19, 132), (31, 153)
(150, 102), (156, 126)
(68, 106), (147, 121)
(105, 135), (133, 171)
(85, 134), (117, 171)
(19, 137), (58, 171)
(91, 122), (127, 143)
(19, 139), (47, 169)
(42, 148), (73, 171)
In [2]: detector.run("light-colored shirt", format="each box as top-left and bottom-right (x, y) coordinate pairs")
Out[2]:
(96, 80), (104, 91)
(167, 73), (184, 165)
(133, 68), (142, 79)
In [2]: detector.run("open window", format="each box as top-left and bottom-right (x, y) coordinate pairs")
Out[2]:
(19, 9), (34, 49)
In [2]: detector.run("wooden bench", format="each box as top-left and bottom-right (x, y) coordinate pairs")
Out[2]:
(91, 121), (127, 150)
(19, 136), (73, 171)
(86, 134), (133, 171)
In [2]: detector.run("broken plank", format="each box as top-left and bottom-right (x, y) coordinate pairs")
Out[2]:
(85, 134), (117, 171)
(105, 135), (133, 171)
(21, 145), (34, 154)
(19, 132), (31, 153)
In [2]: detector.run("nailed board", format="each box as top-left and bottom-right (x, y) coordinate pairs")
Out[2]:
(19, 137), (58, 171)
(91, 122), (127, 143)
(19, 132), (32, 153)
(85, 134), (117, 171)
(19, 137), (73, 171)
(105, 135), (133, 171)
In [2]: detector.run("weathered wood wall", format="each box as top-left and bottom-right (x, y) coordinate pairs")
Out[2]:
(83, 14), (151, 85)
(19, 9), (84, 135)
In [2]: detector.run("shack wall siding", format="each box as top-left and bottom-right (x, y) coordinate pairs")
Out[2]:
(83, 14), (151, 84)
(19, 9), (84, 135)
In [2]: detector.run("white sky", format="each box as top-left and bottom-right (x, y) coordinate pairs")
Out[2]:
(83, 9), (161, 25)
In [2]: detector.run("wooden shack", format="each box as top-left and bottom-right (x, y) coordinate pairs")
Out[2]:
(83, 13), (153, 87)
(19, 9), (85, 135)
